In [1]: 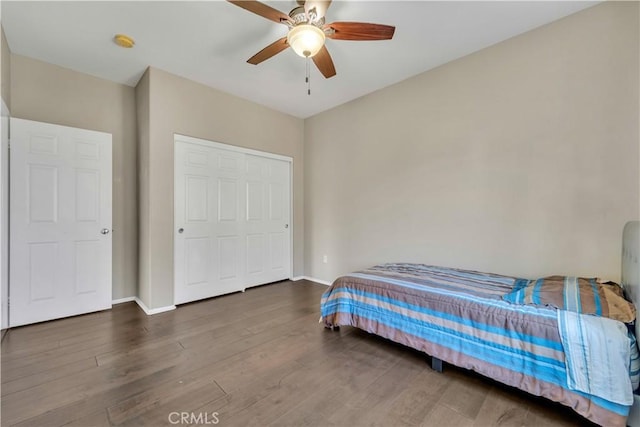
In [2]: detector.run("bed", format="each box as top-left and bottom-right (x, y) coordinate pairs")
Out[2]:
(320, 221), (640, 427)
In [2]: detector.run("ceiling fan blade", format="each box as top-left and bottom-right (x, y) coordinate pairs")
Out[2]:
(247, 37), (290, 65)
(305, 0), (332, 20)
(227, 0), (291, 25)
(312, 45), (336, 78)
(325, 22), (395, 41)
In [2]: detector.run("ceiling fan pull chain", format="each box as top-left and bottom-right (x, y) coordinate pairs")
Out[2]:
(306, 56), (311, 95)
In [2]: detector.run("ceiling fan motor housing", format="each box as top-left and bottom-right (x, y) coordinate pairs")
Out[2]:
(289, 5), (324, 26)
(289, 6), (307, 24)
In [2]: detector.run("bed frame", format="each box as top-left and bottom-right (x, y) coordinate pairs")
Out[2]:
(623, 221), (640, 427)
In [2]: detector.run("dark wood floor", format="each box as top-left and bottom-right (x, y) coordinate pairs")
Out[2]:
(1, 280), (591, 426)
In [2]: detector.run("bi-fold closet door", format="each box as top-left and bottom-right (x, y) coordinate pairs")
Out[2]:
(174, 135), (291, 305)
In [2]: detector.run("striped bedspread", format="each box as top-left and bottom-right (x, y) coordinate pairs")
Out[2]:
(320, 263), (631, 427)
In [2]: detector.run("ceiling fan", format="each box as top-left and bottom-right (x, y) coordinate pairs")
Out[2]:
(227, 0), (395, 79)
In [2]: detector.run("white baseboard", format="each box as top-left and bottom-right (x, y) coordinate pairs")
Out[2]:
(113, 296), (176, 315)
(298, 276), (332, 286)
(291, 276), (304, 281)
(134, 297), (176, 315)
(112, 296), (136, 305)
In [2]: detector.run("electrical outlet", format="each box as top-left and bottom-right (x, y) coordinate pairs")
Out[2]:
(322, 255), (328, 264)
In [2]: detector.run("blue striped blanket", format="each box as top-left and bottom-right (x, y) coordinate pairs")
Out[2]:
(320, 263), (634, 427)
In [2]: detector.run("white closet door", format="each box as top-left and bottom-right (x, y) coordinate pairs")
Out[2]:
(174, 137), (291, 305)
(10, 118), (112, 327)
(174, 143), (215, 305)
(213, 148), (245, 293)
(174, 143), (245, 304)
(245, 155), (291, 287)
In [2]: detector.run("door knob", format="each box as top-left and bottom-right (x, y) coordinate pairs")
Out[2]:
(284, 224), (289, 229)
(100, 228), (110, 235)
(178, 228), (184, 234)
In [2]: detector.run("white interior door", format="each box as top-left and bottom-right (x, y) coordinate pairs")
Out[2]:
(174, 136), (291, 305)
(10, 118), (112, 327)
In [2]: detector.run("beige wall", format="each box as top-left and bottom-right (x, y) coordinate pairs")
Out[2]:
(139, 67), (304, 309)
(11, 55), (138, 299)
(135, 68), (151, 305)
(1, 27), (10, 108)
(304, 2), (640, 283)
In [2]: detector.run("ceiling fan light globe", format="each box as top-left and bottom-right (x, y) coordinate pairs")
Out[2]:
(287, 24), (325, 58)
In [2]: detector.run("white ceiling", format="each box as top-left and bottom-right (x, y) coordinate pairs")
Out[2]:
(2, 1), (598, 118)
